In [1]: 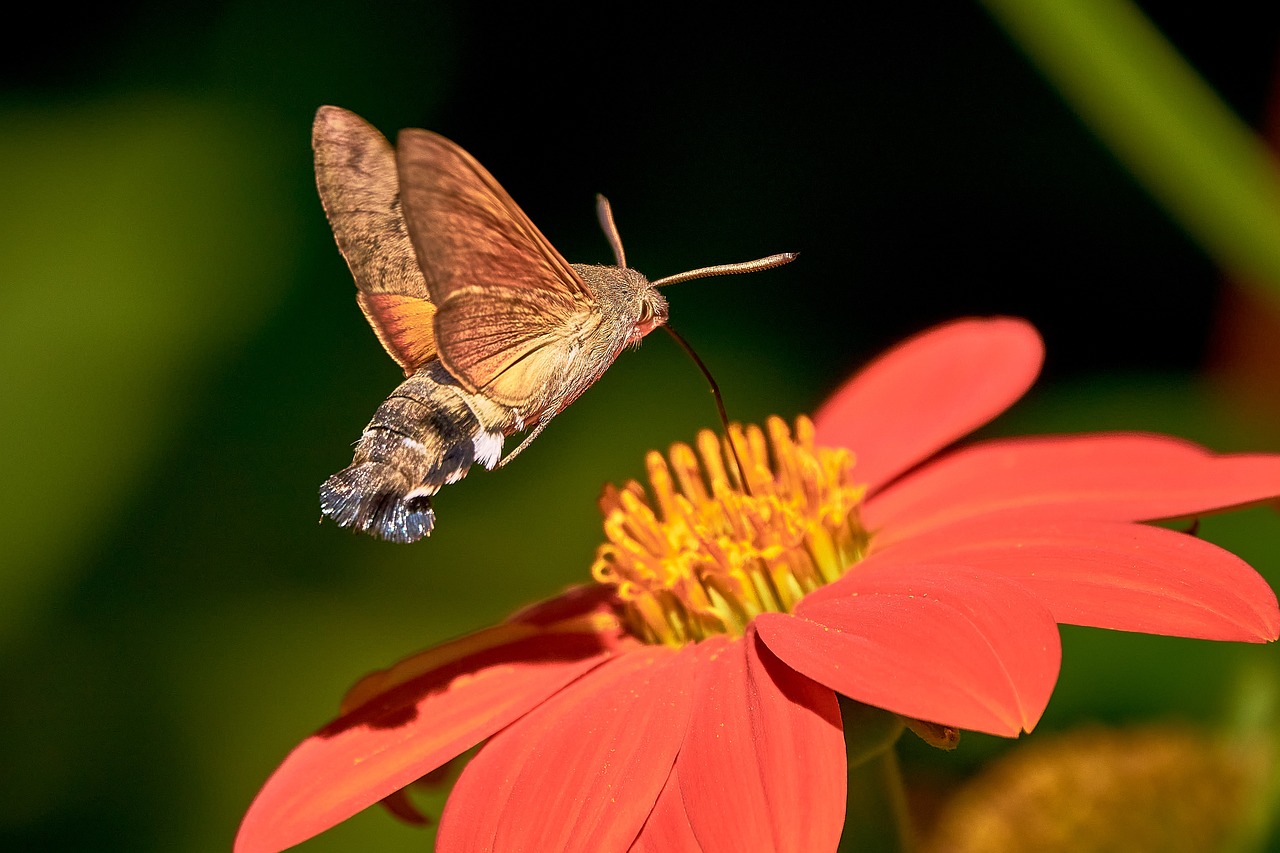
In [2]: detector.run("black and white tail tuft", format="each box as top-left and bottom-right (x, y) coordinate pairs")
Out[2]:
(320, 462), (436, 543)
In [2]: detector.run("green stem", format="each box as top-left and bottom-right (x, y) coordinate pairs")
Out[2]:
(839, 747), (916, 853)
(980, 0), (1280, 300)
(838, 699), (915, 852)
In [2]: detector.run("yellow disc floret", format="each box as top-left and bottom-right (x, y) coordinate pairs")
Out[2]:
(592, 416), (869, 646)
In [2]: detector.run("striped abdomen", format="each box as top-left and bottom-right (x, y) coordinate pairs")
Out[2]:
(319, 360), (518, 542)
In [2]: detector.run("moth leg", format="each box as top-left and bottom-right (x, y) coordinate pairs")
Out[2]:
(497, 406), (562, 467)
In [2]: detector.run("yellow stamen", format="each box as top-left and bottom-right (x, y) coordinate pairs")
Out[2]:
(591, 415), (869, 646)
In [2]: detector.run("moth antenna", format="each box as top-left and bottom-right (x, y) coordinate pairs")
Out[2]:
(595, 194), (627, 268)
(661, 324), (753, 496)
(652, 252), (798, 288)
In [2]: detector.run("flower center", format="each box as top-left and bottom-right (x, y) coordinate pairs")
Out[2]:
(591, 415), (869, 646)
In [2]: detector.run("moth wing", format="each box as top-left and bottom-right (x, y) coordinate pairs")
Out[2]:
(313, 106), (437, 374)
(432, 285), (601, 408)
(395, 128), (595, 400)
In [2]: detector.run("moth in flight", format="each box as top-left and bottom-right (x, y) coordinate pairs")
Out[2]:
(313, 106), (795, 542)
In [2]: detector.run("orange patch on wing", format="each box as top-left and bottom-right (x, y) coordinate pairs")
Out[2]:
(357, 292), (438, 374)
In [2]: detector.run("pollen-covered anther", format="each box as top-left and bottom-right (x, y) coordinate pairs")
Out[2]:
(591, 415), (869, 646)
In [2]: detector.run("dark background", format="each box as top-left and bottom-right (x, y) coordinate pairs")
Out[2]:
(3, 2), (1279, 851)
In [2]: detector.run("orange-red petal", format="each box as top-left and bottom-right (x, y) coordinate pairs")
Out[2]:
(437, 645), (698, 853)
(664, 633), (845, 852)
(234, 626), (621, 853)
(631, 768), (704, 853)
(814, 317), (1043, 495)
(757, 564), (1060, 736)
(866, 433), (1280, 545)
(866, 518), (1280, 641)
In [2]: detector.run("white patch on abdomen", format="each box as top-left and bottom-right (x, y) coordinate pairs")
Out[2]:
(473, 430), (504, 469)
(405, 482), (440, 499)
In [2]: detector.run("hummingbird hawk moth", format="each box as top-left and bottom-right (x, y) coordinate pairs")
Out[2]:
(313, 106), (795, 542)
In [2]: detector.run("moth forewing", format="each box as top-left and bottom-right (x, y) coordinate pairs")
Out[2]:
(430, 284), (592, 408)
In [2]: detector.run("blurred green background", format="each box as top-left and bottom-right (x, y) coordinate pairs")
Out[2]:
(3, 1), (1280, 850)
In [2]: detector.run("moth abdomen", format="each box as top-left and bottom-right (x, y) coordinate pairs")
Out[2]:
(320, 462), (434, 544)
(320, 362), (514, 542)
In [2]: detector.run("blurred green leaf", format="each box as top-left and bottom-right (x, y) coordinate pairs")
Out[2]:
(0, 95), (301, 650)
(982, 0), (1280, 299)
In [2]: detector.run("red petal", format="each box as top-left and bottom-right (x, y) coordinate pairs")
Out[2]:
(757, 564), (1061, 736)
(631, 769), (704, 853)
(666, 635), (844, 852)
(866, 433), (1280, 545)
(234, 628), (619, 853)
(814, 317), (1043, 494)
(437, 645), (698, 853)
(506, 583), (619, 626)
(868, 518), (1280, 641)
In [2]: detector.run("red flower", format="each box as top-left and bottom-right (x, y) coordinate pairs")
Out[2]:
(236, 317), (1280, 853)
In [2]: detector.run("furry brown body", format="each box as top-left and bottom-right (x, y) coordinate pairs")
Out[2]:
(313, 106), (666, 542)
(320, 265), (665, 543)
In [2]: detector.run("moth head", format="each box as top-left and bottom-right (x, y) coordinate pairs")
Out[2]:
(590, 192), (791, 346)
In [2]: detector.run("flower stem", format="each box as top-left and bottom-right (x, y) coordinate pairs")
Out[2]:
(838, 699), (915, 852)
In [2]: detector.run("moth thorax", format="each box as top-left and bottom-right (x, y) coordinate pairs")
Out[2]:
(571, 264), (668, 338)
